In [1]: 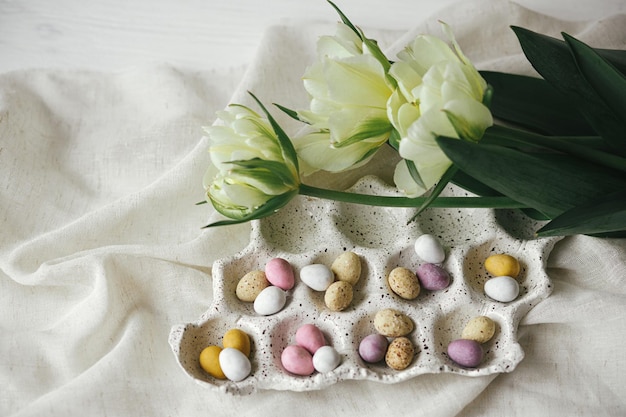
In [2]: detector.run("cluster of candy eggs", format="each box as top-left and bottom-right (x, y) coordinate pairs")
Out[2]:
(358, 308), (417, 370)
(211, 239), (522, 380)
(235, 257), (295, 315)
(483, 254), (522, 302)
(281, 323), (341, 375)
(236, 251), (363, 315)
(447, 254), (520, 367)
(300, 251), (362, 312)
(388, 234), (452, 299)
(447, 316), (497, 367)
(199, 329), (252, 382)
(386, 234), (452, 302)
(357, 234), (451, 371)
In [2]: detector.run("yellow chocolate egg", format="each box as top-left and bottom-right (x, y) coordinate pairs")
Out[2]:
(484, 254), (520, 278)
(223, 328), (251, 357)
(199, 345), (226, 379)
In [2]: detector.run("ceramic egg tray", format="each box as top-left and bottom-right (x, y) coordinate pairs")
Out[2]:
(169, 176), (561, 395)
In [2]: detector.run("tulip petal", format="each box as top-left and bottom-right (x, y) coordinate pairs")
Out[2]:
(294, 131), (381, 172)
(394, 160), (427, 197)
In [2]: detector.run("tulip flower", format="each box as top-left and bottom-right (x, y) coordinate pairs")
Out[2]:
(199, 2), (626, 237)
(388, 22), (493, 197)
(294, 21), (395, 173)
(202, 101), (300, 224)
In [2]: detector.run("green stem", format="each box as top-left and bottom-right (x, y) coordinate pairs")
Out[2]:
(299, 184), (527, 209)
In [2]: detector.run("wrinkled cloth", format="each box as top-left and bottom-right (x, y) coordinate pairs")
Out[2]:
(1, 1), (625, 416)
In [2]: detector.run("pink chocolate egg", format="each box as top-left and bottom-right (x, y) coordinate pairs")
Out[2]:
(295, 324), (326, 354)
(281, 345), (314, 376)
(265, 258), (295, 290)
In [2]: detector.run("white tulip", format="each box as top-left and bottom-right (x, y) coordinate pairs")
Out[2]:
(203, 104), (299, 220)
(294, 22), (395, 173)
(388, 22), (493, 197)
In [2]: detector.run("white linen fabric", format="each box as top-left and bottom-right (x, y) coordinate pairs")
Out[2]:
(1, 1), (625, 416)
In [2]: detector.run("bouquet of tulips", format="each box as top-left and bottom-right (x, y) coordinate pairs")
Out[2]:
(201, 1), (626, 238)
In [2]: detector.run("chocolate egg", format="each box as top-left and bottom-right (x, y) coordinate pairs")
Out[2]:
(312, 346), (341, 373)
(414, 234), (445, 264)
(484, 276), (519, 302)
(219, 347), (252, 382)
(447, 339), (483, 368)
(253, 286), (287, 315)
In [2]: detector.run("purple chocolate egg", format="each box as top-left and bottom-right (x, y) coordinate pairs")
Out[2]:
(447, 339), (483, 368)
(358, 334), (389, 363)
(416, 263), (451, 291)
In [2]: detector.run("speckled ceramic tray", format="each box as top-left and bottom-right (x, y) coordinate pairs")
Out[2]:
(169, 175), (561, 395)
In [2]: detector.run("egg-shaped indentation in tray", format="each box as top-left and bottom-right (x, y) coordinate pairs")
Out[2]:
(256, 194), (341, 254)
(169, 176), (562, 394)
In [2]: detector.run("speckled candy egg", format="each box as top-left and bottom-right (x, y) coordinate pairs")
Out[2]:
(312, 346), (341, 373)
(416, 263), (451, 291)
(299, 264), (334, 291)
(324, 281), (353, 311)
(218, 347), (252, 382)
(385, 337), (415, 370)
(388, 267), (420, 300)
(414, 234), (445, 264)
(358, 333), (389, 363)
(374, 308), (414, 337)
(461, 316), (496, 343)
(253, 285), (287, 315)
(447, 339), (483, 368)
(295, 324), (326, 354)
(281, 345), (314, 376)
(265, 257), (295, 290)
(331, 251), (361, 285)
(484, 276), (520, 302)
(236, 270), (270, 302)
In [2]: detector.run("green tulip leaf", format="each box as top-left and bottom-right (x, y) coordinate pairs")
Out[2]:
(330, 119), (390, 148)
(594, 48), (626, 75)
(408, 165), (458, 223)
(563, 32), (626, 143)
(480, 71), (594, 135)
(273, 103), (302, 122)
(537, 190), (626, 236)
(228, 158), (299, 188)
(512, 26), (626, 155)
(451, 169), (502, 197)
(436, 135), (626, 219)
(327, 0), (395, 86)
(204, 190), (299, 228)
(327, 0), (360, 40)
(248, 92), (300, 173)
(482, 125), (626, 173)
(405, 159), (427, 191)
(388, 129), (401, 151)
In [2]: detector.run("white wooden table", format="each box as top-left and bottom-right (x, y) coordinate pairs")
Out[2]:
(0, 0), (623, 73)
